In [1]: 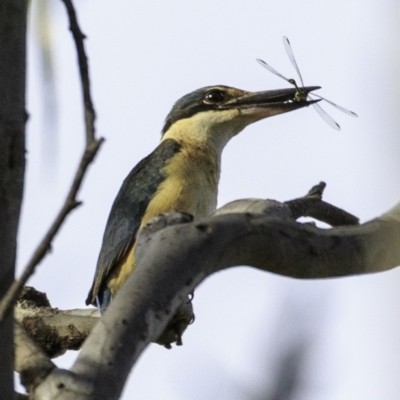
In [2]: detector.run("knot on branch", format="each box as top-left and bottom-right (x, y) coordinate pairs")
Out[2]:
(155, 300), (194, 349)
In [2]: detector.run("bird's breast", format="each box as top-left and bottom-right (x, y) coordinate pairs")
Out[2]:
(140, 142), (220, 226)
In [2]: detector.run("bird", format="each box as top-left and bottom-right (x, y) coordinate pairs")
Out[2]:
(86, 84), (319, 312)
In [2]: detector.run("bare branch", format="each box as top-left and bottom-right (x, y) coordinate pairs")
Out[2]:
(30, 197), (400, 399)
(14, 321), (55, 392)
(60, 0), (96, 144)
(0, 0), (104, 324)
(15, 300), (99, 358)
(285, 181), (360, 226)
(16, 306), (98, 358)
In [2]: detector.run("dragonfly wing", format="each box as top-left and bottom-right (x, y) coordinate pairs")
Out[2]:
(256, 58), (290, 83)
(283, 36), (305, 87)
(311, 97), (340, 130)
(310, 93), (358, 117)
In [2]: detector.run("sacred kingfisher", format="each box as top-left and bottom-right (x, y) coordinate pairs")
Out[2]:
(86, 84), (319, 311)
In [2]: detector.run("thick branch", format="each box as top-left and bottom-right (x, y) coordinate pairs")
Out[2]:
(32, 199), (400, 399)
(14, 321), (55, 392)
(16, 304), (99, 358)
(0, 0), (28, 397)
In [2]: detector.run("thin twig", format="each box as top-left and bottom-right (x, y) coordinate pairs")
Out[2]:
(61, 0), (96, 144)
(0, 0), (104, 324)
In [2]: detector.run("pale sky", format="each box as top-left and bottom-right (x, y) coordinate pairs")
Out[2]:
(20, 0), (400, 399)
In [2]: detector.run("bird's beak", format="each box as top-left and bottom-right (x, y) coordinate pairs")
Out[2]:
(224, 86), (321, 120)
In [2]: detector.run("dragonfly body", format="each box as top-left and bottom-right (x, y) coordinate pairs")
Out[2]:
(257, 36), (357, 130)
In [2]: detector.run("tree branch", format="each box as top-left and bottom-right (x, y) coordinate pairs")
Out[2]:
(15, 286), (99, 358)
(14, 321), (55, 393)
(284, 181), (359, 226)
(31, 192), (400, 399)
(0, 0), (104, 324)
(0, 0), (28, 397)
(60, 0), (95, 144)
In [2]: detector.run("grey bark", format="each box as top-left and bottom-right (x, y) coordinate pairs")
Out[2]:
(0, 0), (27, 398)
(15, 303), (99, 358)
(27, 199), (400, 399)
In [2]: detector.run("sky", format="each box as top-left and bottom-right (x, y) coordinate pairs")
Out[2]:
(18, 0), (400, 399)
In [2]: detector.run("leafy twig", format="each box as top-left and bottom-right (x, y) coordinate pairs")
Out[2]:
(0, 0), (104, 324)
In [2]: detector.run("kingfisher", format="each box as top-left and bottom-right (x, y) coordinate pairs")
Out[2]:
(86, 84), (319, 311)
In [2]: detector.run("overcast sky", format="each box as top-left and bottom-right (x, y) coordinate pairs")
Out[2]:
(19, 0), (400, 399)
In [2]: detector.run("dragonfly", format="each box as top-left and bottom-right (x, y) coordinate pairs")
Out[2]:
(257, 36), (357, 130)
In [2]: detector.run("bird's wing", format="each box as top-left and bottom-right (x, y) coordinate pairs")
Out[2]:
(86, 139), (182, 305)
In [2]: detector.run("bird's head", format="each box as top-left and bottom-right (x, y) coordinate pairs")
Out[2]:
(161, 85), (320, 150)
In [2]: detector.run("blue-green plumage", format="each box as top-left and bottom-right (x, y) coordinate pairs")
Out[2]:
(86, 139), (181, 309)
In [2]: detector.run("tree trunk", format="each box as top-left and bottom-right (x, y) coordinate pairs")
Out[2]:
(0, 0), (27, 397)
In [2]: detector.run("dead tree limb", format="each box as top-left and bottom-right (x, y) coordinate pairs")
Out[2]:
(27, 191), (400, 400)
(15, 286), (99, 358)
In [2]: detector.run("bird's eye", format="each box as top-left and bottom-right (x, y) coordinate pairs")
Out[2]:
(204, 90), (225, 104)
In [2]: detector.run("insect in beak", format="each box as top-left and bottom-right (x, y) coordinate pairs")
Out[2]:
(257, 36), (358, 130)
